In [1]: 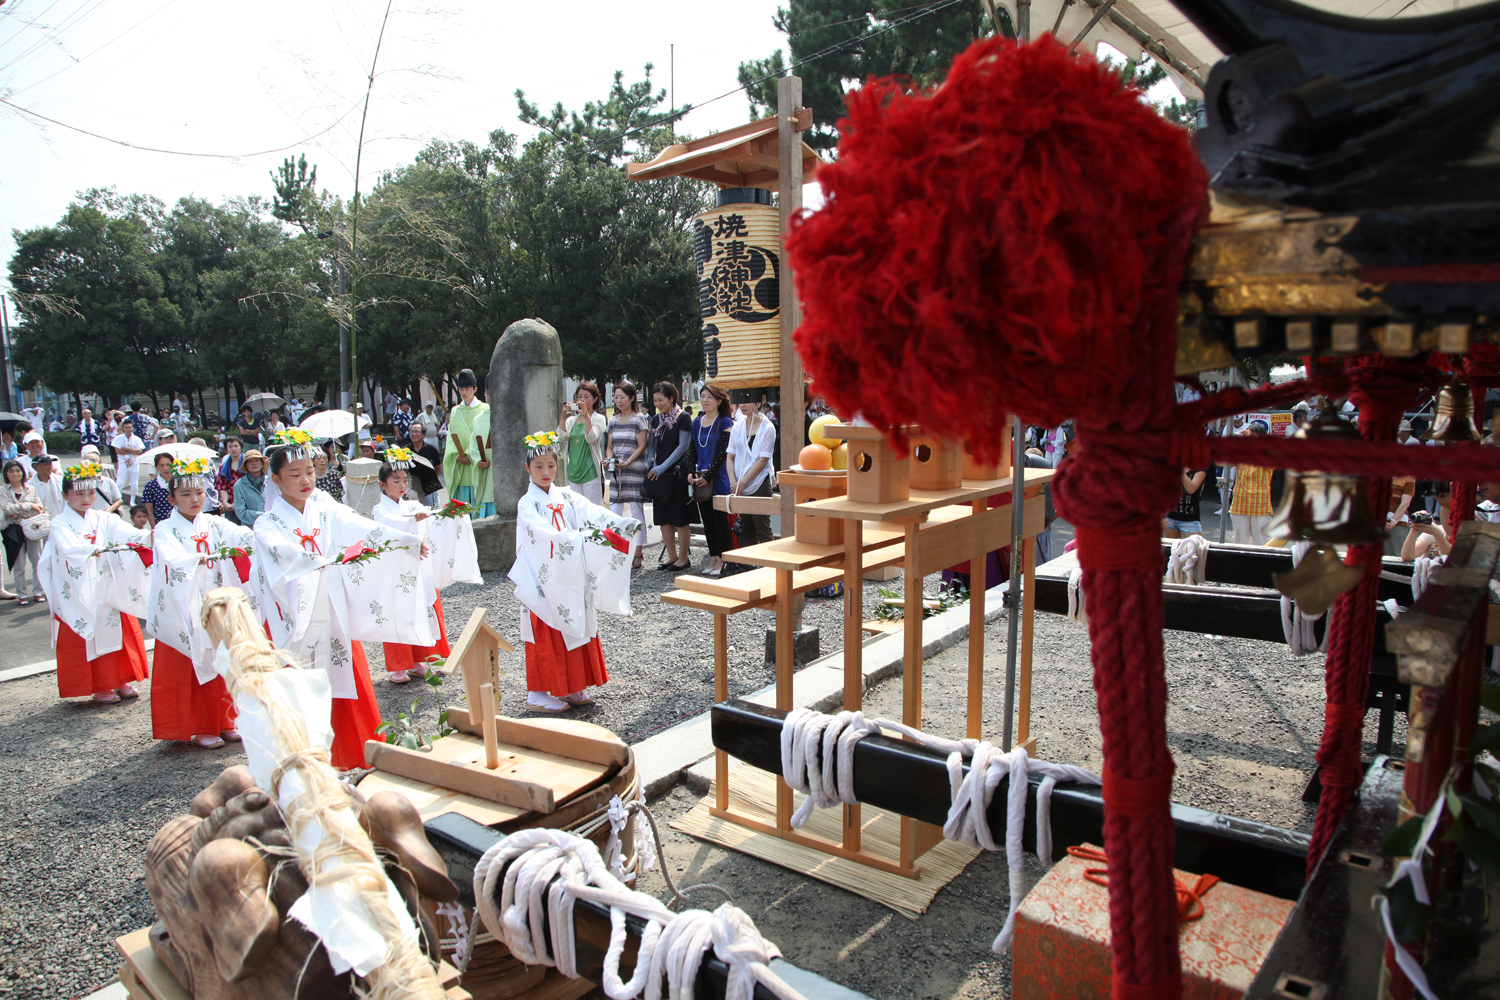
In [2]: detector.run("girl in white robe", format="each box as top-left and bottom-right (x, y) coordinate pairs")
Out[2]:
(252, 432), (432, 769)
(370, 449), (450, 683)
(38, 462), (152, 703)
(508, 432), (640, 712)
(147, 458), (256, 747)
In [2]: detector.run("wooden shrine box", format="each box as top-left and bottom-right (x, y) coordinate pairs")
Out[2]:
(778, 468), (847, 545)
(961, 415), (1015, 481)
(1012, 846), (1293, 1000)
(832, 424), (911, 504)
(909, 436), (964, 491)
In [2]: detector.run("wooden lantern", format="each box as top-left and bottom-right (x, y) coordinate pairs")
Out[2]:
(962, 414), (1015, 481)
(834, 424), (911, 504)
(693, 194), (783, 391)
(909, 435), (964, 491)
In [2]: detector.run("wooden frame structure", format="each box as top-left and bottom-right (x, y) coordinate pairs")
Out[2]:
(663, 425), (1052, 879)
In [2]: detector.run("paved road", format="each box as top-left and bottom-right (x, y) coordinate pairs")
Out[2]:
(0, 597), (60, 672)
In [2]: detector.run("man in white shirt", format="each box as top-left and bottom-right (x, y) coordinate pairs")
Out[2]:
(22, 404), (44, 428)
(17, 430), (46, 480)
(32, 456), (63, 517)
(112, 423), (145, 501)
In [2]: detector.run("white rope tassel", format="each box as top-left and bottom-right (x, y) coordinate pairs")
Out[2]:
(1066, 566), (1088, 624)
(472, 829), (807, 1000)
(1280, 541), (1330, 655)
(1165, 534), (1209, 585)
(778, 708), (1099, 954)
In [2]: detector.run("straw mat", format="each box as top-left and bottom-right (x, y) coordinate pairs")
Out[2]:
(671, 765), (980, 919)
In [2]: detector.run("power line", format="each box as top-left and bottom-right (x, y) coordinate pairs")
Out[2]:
(6, 0), (969, 291)
(8, 0), (181, 98)
(0, 93), (365, 158)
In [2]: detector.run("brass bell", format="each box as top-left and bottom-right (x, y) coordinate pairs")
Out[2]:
(1273, 542), (1365, 617)
(1267, 411), (1388, 546)
(1424, 377), (1483, 442)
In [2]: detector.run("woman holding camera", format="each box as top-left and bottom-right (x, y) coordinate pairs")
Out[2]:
(558, 382), (608, 505)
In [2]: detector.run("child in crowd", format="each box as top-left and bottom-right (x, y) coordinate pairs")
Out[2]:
(130, 505), (150, 529)
(508, 431), (639, 713)
(370, 448), (450, 684)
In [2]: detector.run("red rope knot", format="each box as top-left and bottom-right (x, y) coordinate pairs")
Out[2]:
(294, 528), (321, 555)
(1066, 844), (1220, 922)
(1101, 764), (1176, 818)
(1075, 519), (1164, 573)
(1168, 421), (1212, 472)
(83, 531), (97, 545)
(192, 531), (213, 567)
(1324, 702), (1366, 732)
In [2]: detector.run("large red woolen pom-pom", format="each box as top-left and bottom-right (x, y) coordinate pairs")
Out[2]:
(787, 37), (1207, 459)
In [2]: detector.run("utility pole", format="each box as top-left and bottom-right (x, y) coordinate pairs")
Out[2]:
(338, 260), (351, 412)
(0, 296), (12, 413)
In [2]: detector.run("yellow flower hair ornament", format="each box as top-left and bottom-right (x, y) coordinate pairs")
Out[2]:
(169, 457), (214, 487)
(63, 460), (104, 487)
(523, 430), (559, 459)
(385, 446), (415, 469)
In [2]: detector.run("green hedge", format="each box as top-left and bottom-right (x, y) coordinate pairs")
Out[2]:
(43, 431), (81, 454)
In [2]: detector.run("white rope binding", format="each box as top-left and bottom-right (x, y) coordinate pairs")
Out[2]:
(1280, 541), (1331, 655)
(779, 708), (1100, 954)
(1066, 566), (1088, 624)
(472, 829), (807, 1000)
(1165, 534), (1209, 585)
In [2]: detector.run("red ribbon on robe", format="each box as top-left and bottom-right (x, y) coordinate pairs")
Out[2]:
(295, 528), (321, 555)
(547, 503), (565, 558)
(192, 531), (213, 567)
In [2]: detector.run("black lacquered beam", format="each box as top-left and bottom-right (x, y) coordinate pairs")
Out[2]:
(712, 699), (1310, 901)
(422, 812), (873, 1000)
(1156, 541), (1415, 604)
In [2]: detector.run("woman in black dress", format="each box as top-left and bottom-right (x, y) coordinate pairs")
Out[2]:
(645, 382), (694, 570)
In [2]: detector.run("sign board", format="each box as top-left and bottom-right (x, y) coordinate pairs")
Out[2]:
(693, 203), (780, 390)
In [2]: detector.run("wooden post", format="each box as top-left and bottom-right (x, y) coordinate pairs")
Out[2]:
(776, 566), (795, 831)
(715, 613), (730, 812)
(479, 682), (500, 770)
(900, 520), (922, 870)
(778, 75), (807, 633)
(968, 498), (986, 740)
(843, 519), (864, 851)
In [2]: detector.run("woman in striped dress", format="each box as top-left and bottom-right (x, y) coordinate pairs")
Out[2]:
(607, 381), (650, 571)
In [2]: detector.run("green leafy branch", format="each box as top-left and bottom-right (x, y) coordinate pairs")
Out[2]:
(871, 580), (969, 622)
(375, 666), (456, 752)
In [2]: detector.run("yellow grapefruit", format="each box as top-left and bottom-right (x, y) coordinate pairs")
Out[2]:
(808, 414), (843, 449)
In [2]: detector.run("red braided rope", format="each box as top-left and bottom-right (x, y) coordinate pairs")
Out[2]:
(1051, 189), (1202, 999)
(1303, 356), (1428, 875)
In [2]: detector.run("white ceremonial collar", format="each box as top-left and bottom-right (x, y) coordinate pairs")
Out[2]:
(458, 397), (483, 408)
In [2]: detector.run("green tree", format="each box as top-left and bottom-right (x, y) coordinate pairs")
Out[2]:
(737, 1), (1006, 150)
(508, 66), (708, 389)
(1116, 56), (1201, 130)
(8, 189), (186, 407)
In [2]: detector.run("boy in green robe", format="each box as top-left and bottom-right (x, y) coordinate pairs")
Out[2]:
(441, 368), (495, 517)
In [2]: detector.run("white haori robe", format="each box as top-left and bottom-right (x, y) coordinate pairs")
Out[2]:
(371, 494), (441, 636)
(424, 506), (483, 591)
(149, 509), (257, 684)
(38, 506), (150, 659)
(507, 481), (639, 650)
(252, 494), (430, 699)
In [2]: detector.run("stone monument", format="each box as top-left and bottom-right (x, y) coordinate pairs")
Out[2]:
(475, 317), (565, 572)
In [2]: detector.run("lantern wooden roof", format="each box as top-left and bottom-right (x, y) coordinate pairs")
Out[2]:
(626, 110), (823, 190)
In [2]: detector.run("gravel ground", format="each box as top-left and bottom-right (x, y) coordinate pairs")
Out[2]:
(0, 530), (1415, 1000)
(619, 606), (1413, 1000)
(0, 536), (905, 1000)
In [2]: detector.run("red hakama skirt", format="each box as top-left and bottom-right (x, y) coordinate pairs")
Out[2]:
(329, 640), (383, 771)
(150, 643), (235, 741)
(525, 613), (608, 697)
(55, 614), (149, 698)
(382, 594), (451, 672)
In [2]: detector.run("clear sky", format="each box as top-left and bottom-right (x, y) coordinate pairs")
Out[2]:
(0, 0), (796, 292)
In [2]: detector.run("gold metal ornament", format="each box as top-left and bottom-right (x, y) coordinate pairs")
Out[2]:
(1272, 543), (1365, 617)
(1267, 411), (1387, 546)
(1424, 377), (1482, 443)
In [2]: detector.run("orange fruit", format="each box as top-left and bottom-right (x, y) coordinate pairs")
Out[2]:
(799, 443), (833, 470)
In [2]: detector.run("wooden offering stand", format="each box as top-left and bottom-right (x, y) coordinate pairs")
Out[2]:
(663, 419), (1052, 879)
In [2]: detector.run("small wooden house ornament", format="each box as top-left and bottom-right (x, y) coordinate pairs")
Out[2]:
(909, 435), (964, 491)
(440, 607), (515, 769)
(832, 424), (911, 504)
(962, 414), (1015, 481)
(779, 469), (847, 544)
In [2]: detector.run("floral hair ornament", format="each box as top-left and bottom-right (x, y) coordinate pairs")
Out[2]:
(63, 460), (104, 491)
(270, 427), (316, 462)
(169, 457), (214, 489)
(385, 446), (415, 471)
(523, 431), (559, 461)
